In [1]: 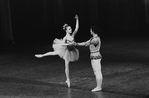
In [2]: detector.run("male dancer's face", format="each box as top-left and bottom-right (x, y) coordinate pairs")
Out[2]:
(90, 28), (94, 35)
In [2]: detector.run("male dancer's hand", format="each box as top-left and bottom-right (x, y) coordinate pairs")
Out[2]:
(85, 42), (90, 47)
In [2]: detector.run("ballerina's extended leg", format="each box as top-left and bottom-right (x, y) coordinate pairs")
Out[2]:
(35, 51), (59, 58)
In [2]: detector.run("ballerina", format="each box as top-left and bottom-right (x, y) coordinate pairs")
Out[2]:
(35, 15), (79, 88)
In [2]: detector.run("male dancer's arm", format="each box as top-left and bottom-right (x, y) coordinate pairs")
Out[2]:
(77, 39), (90, 46)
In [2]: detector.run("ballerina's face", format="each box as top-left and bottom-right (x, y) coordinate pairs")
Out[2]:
(66, 26), (72, 34)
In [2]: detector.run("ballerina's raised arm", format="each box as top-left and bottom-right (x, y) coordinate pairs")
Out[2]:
(72, 14), (79, 38)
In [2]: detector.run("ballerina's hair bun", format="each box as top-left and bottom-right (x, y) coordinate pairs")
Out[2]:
(63, 24), (68, 30)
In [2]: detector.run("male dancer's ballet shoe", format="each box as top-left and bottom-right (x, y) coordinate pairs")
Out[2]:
(65, 80), (70, 88)
(91, 87), (102, 92)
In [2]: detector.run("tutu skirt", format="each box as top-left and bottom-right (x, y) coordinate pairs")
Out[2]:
(52, 38), (79, 62)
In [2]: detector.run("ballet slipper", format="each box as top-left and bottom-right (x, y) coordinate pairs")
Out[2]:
(65, 80), (70, 88)
(91, 87), (102, 92)
(35, 55), (43, 58)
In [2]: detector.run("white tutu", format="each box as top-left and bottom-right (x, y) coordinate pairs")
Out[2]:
(52, 38), (79, 62)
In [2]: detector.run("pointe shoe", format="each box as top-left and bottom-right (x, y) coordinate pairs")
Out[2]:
(35, 55), (43, 58)
(65, 80), (70, 88)
(91, 87), (102, 92)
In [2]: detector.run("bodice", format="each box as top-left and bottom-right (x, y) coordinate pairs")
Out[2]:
(65, 35), (74, 44)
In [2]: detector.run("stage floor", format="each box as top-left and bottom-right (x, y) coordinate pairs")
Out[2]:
(0, 36), (148, 98)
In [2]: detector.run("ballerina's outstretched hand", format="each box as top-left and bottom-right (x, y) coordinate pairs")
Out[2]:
(74, 14), (78, 19)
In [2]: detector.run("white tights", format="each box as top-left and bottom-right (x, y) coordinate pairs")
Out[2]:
(91, 59), (102, 89)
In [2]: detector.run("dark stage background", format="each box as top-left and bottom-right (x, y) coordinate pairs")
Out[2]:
(0, 0), (149, 46)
